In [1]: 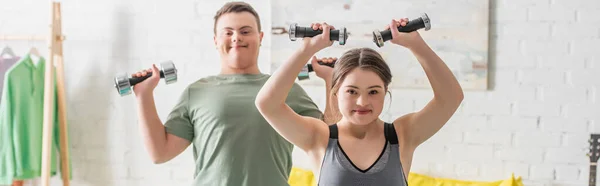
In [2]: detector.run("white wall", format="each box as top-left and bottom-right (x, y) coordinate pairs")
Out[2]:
(0, 0), (598, 185)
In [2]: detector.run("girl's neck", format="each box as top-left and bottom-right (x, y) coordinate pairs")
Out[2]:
(337, 118), (383, 139)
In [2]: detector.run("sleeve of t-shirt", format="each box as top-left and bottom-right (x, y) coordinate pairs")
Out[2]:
(164, 87), (194, 142)
(287, 83), (323, 120)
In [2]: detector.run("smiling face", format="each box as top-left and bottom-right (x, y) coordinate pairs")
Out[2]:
(330, 48), (392, 125)
(213, 2), (263, 73)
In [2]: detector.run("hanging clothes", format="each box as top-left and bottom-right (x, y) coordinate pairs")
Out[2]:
(0, 52), (20, 103)
(0, 54), (71, 185)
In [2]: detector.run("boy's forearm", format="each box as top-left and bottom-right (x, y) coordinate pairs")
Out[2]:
(322, 79), (338, 124)
(136, 94), (168, 161)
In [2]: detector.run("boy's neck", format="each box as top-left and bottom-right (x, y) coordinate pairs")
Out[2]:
(219, 63), (261, 75)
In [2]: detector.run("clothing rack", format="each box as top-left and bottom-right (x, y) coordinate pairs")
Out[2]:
(0, 35), (48, 41)
(0, 2), (69, 186)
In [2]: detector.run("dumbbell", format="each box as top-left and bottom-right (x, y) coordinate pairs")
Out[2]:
(114, 61), (178, 96)
(289, 23), (348, 45)
(372, 13), (431, 48)
(298, 60), (336, 81)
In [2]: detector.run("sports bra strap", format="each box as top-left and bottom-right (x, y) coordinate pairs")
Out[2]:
(384, 123), (399, 145)
(329, 123), (397, 145)
(329, 124), (338, 139)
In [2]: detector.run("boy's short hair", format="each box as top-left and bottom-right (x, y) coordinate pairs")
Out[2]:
(213, 1), (262, 34)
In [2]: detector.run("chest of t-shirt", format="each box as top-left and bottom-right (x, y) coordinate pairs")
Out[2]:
(189, 83), (267, 129)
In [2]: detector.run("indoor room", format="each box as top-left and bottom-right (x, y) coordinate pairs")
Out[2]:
(0, 0), (598, 185)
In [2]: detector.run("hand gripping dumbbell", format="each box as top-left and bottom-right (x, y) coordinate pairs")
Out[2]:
(114, 61), (178, 96)
(372, 13), (431, 48)
(289, 23), (348, 45)
(298, 60), (336, 81)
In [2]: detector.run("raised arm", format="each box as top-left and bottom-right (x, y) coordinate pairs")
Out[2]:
(133, 65), (191, 164)
(311, 57), (341, 125)
(255, 23), (335, 152)
(389, 18), (464, 148)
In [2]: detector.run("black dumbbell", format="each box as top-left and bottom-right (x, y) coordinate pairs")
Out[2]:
(289, 23), (348, 45)
(298, 60), (336, 81)
(114, 61), (178, 96)
(372, 13), (431, 48)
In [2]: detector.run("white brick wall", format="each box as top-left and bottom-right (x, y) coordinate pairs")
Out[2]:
(0, 0), (598, 185)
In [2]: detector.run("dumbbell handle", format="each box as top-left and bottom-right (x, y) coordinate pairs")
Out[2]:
(129, 71), (165, 86)
(307, 61), (335, 72)
(294, 27), (343, 41)
(374, 13), (430, 47)
(289, 23), (348, 45)
(381, 18), (427, 42)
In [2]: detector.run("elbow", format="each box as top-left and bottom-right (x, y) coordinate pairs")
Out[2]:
(152, 159), (165, 164)
(149, 151), (171, 164)
(255, 96), (286, 117)
(456, 90), (464, 103)
(449, 83), (464, 104)
(255, 95), (270, 112)
(449, 89), (464, 107)
(456, 86), (464, 103)
(255, 93), (280, 112)
(450, 88), (464, 109)
(151, 155), (167, 164)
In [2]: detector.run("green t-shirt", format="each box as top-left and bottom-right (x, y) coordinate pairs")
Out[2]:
(164, 73), (322, 186)
(0, 55), (71, 184)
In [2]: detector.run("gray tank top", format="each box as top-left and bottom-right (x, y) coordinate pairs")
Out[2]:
(317, 123), (409, 186)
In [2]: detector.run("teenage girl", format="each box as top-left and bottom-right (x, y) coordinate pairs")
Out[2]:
(255, 18), (464, 185)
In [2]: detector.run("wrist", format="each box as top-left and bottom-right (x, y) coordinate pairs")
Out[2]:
(407, 38), (429, 53)
(136, 93), (154, 103)
(324, 79), (333, 90)
(324, 76), (333, 84)
(299, 45), (319, 55)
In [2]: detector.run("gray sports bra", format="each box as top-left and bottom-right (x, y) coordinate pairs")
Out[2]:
(317, 123), (409, 186)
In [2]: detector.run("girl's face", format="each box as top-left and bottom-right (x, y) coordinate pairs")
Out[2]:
(336, 68), (386, 125)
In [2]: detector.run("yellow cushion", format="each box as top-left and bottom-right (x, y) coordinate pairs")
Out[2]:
(289, 167), (523, 186)
(408, 172), (524, 186)
(289, 167), (316, 186)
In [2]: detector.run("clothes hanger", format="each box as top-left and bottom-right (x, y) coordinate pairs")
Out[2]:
(28, 46), (41, 65)
(1, 45), (16, 59)
(29, 46), (41, 57)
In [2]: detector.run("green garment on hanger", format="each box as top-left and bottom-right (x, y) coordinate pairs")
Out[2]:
(0, 54), (71, 184)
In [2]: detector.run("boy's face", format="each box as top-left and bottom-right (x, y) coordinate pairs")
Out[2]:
(214, 12), (263, 70)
